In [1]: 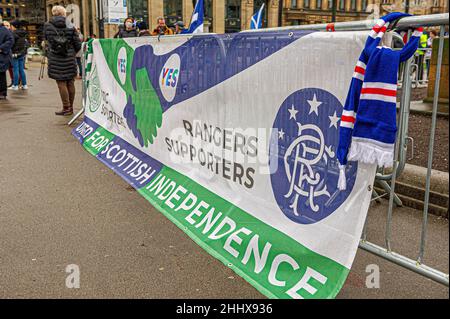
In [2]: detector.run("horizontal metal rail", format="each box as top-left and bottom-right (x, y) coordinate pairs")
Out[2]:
(242, 13), (449, 33)
(360, 241), (449, 286)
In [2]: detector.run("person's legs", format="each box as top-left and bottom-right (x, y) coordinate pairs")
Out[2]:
(56, 80), (70, 115)
(417, 55), (424, 81)
(18, 56), (27, 87)
(0, 71), (7, 97)
(76, 57), (82, 77)
(8, 67), (13, 86)
(11, 58), (19, 88)
(67, 78), (76, 113)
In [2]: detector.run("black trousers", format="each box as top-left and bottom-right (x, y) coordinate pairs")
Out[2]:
(0, 71), (7, 97)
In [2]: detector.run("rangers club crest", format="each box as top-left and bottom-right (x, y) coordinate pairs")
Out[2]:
(270, 88), (358, 225)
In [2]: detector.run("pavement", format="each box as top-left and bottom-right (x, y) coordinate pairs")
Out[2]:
(0, 64), (448, 299)
(408, 100), (449, 117)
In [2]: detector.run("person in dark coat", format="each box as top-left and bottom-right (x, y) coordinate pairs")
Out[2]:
(0, 22), (14, 99)
(115, 18), (138, 38)
(137, 21), (151, 37)
(10, 20), (28, 90)
(44, 5), (82, 116)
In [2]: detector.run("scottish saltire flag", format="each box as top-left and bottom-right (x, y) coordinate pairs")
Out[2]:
(186, 0), (204, 34)
(250, 3), (265, 30)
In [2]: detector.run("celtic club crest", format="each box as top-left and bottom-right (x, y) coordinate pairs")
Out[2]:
(269, 88), (358, 225)
(87, 64), (101, 113)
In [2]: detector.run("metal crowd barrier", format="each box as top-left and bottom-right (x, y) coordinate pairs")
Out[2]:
(246, 12), (449, 287)
(69, 13), (449, 287)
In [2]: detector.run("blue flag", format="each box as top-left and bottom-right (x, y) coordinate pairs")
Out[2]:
(250, 3), (265, 30)
(185, 0), (204, 34)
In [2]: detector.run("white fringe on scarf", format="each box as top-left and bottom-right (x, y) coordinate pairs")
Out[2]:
(337, 137), (394, 191)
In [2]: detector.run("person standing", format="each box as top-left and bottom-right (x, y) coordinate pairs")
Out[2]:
(0, 22), (14, 99)
(174, 21), (186, 34)
(115, 18), (138, 38)
(137, 21), (151, 37)
(44, 5), (82, 116)
(75, 27), (84, 79)
(426, 30), (437, 78)
(151, 17), (174, 36)
(9, 20), (28, 90)
(2, 21), (15, 88)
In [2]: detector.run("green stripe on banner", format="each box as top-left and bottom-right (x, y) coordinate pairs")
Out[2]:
(78, 123), (350, 299)
(82, 126), (116, 157)
(138, 166), (349, 299)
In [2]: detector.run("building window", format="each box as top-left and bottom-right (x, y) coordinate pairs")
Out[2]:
(328, 0), (333, 9)
(226, 0), (240, 19)
(361, 0), (368, 11)
(203, 0), (213, 32)
(291, 0), (297, 8)
(304, 0), (310, 9)
(129, 0), (149, 25)
(225, 0), (241, 33)
(316, 0), (323, 9)
(339, 0), (345, 11)
(164, 0), (182, 27)
(351, 0), (356, 11)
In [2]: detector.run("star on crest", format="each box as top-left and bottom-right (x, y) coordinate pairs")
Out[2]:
(278, 129), (285, 140)
(329, 111), (340, 129)
(307, 94), (322, 116)
(288, 105), (298, 120)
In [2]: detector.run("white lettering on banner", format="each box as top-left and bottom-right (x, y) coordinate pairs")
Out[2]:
(268, 254), (300, 287)
(242, 236), (272, 274)
(145, 173), (328, 298)
(186, 201), (210, 225)
(165, 185), (188, 209)
(208, 217), (236, 241)
(84, 140), (159, 185)
(195, 208), (223, 234)
(287, 267), (328, 299)
(75, 122), (94, 139)
(86, 132), (111, 151)
(224, 227), (253, 258)
(157, 181), (177, 201)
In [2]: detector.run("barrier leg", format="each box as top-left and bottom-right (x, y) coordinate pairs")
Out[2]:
(377, 180), (403, 207)
(68, 107), (85, 126)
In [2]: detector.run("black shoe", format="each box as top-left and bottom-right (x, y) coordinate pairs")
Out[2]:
(55, 109), (69, 116)
(55, 108), (74, 116)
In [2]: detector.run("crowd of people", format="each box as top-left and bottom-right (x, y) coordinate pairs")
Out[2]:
(0, 20), (29, 99)
(114, 16), (187, 38)
(0, 5), (188, 112)
(2, 3), (440, 117)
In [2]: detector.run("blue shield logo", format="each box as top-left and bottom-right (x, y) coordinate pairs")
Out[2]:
(269, 88), (358, 225)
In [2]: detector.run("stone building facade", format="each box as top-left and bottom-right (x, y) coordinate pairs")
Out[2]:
(44, 0), (449, 38)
